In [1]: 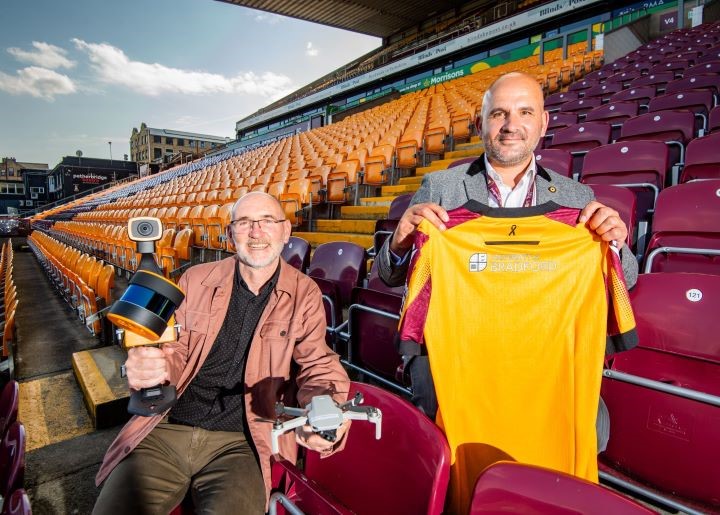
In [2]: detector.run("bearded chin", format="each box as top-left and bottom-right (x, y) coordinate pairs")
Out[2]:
(486, 143), (532, 166)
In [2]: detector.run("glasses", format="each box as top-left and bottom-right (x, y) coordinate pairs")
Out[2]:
(229, 218), (286, 232)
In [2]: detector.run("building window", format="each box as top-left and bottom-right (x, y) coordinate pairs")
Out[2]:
(154, 135), (161, 143)
(177, 138), (184, 146)
(166, 137), (174, 145)
(200, 141), (206, 148)
(165, 148), (174, 154)
(154, 148), (162, 159)
(8, 168), (14, 176)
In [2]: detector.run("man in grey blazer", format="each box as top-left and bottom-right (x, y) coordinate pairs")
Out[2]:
(377, 72), (638, 449)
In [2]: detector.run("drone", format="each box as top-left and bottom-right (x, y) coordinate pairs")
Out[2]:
(263, 392), (382, 454)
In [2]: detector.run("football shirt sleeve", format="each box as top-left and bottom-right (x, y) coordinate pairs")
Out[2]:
(605, 245), (639, 354)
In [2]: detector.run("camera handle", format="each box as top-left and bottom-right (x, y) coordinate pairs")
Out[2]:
(125, 238), (177, 417)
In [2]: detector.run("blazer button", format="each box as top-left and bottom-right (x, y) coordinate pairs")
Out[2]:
(548, 186), (557, 193)
(280, 330), (287, 336)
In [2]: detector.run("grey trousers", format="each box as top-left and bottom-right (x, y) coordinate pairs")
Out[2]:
(93, 421), (265, 515)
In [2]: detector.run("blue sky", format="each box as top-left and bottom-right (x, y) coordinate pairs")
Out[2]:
(0, 0), (380, 168)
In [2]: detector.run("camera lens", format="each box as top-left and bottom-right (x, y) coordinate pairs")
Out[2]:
(137, 222), (153, 236)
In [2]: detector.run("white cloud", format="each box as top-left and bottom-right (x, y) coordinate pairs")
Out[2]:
(7, 41), (75, 69)
(72, 38), (294, 99)
(0, 66), (76, 101)
(253, 12), (282, 24)
(305, 42), (319, 57)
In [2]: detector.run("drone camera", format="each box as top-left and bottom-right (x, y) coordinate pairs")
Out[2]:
(128, 216), (162, 242)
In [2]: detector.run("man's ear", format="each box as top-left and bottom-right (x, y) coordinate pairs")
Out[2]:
(540, 110), (550, 137)
(282, 219), (292, 244)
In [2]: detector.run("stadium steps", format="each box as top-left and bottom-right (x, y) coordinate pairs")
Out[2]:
(315, 219), (376, 234)
(72, 345), (131, 429)
(444, 146), (483, 159)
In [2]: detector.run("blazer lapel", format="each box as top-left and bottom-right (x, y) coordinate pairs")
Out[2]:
(463, 156), (490, 204)
(534, 164), (557, 205)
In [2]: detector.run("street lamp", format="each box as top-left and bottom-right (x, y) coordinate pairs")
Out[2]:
(108, 141), (113, 164)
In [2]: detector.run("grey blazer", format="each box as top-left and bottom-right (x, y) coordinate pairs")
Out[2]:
(376, 156), (639, 287)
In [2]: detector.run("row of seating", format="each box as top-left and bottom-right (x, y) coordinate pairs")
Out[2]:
(27, 232), (115, 337)
(0, 380), (29, 514)
(0, 244), (17, 383)
(268, 382), (652, 515)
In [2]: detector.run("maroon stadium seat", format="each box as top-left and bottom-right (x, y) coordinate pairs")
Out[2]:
(617, 110), (695, 180)
(271, 382), (450, 515)
(601, 273), (720, 512)
(558, 97), (602, 118)
(581, 140), (669, 231)
(710, 105), (720, 133)
(609, 85), (657, 113)
(534, 148), (573, 179)
(628, 72), (674, 94)
(280, 236), (310, 272)
(647, 59), (691, 79)
(343, 287), (407, 393)
(680, 132), (720, 182)
(0, 422), (25, 504)
(470, 462), (654, 515)
(588, 184), (637, 249)
(684, 60), (720, 77)
(372, 193), (412, 256)
(604, 70), (642, 88)
(544, 90), (579, 111)
(584, 101), (639, 140)
(0, 380), (18, 440)
(308, 242), (366, 307)
(1, 488), (31, 515)
(648, 90), (714, 135)
(643, 180), (720, 274)
(582, 82), (623, 103)
(366, 260), (404, 297)
(568, 78), (597, 94)
(547, 122), (612, 176)
(664, 74), (720, 102)
(543, 112), (578, 147)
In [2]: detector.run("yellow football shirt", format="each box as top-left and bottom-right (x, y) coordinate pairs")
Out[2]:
(399, 201), (637, 514)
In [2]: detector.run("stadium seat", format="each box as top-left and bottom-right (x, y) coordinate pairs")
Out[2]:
(558, 97), (603, 119)
(547, 121), (612, 176)
(710, 105), (720, 133)
(327, 159), (362, 206)
(588, 184), (637, 250)
(342, 286), (408, 394)
(648, 90), (714, 135)
(279, 178), (312, 226)
(1, 488), (31, 515)
(617, 110), (695, 182)
(366, 259), (405, 297)
(665, 74), (720, 104)
(0, 381), (18, 440)
(601, 273), (720, 512)
(609, 85), (658, 112)
(372, 193), (413, 256)
(364, 144), (395, 186)
(680, 132), (720, 182)
(643, 180), (720, 274)
(543, 112), (577, 147)
(581, 140), (669, 251)
(280, 236), (310, 273)
(270, 382), (450, 515)
(469, 461), (654, 514)
(582, 82), (624, 103)
(534, 148), (573, 179)
(544, 90), (579, 111)
(308, 242), (366, 308)
(584, 101), (639, 140)
(0, 422), (25, 505)
(685, 60), (720, 78)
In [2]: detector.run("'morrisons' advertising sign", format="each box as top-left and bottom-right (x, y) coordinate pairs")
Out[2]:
(237, 0), (600, 131)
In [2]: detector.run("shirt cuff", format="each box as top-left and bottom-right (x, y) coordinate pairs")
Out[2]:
(390, 249), (410, 266)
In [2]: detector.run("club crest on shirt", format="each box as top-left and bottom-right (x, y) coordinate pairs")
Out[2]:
(469, 253), (488, 272)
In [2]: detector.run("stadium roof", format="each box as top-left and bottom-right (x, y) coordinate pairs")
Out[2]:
(218, 0), (468, 38)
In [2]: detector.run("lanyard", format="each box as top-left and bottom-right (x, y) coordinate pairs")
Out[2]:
(486, 172), (536, 208)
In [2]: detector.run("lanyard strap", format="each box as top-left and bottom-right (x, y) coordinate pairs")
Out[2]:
(487, 172), (536, 208)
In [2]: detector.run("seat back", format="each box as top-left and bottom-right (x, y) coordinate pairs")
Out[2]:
(548, 122), (612, 174)
(347, 287), (404, 384)
(588, 184), (637, 247)
(534, 148), (573, 178)
(308, 242), (366, 306)
(2, 488), (32, 515)
(581, 140), (669, 223)
(648, 90), (714, 133)
(0, 381), (19, 439)
(618, 110), (695, 169)
(0, 422), (25, 499)
(470, 462), (654, 514)
(644, 180), (720, 274)
(601, 273), (720, 508)
(300, 382), (450, 515)
(680, 132), (720, 182)
(281, 236), (310, 272)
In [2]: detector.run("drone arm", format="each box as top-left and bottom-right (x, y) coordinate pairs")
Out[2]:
(270, 416), (308, 454)
(343, 407), (382, 440)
